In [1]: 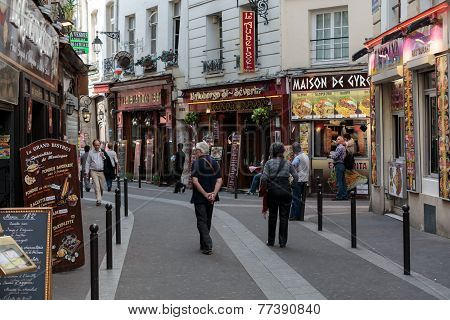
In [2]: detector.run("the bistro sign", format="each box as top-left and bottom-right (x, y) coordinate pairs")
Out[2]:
(291, 73), (370, 92)
(188, 85), (265, 103)
(0, 0), (59, 89)
(117, 86), (163, 110)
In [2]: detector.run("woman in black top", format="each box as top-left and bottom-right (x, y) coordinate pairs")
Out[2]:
(261, 143), (298, 248)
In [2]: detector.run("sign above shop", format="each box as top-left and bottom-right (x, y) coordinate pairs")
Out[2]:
(210, 98), (270, 112)
(240, 11), (256, 73)
(93, 83), (110, 94)
(0, 0), (59, 89)
(69, 31), (89, 55)
(291, 73), (370, 92)
(117, 86), (163, 110)
(187, 85), (266, 103)
(369, 38), (403, 76)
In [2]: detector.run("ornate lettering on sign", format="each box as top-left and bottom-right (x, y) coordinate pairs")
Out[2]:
(292, 73), (370, 92)
(369, 39), (403, 76)
(117, 87), (163, 110)
(240, 11), (256, 73)
(189, 86), (265, 102)
(210, 99), (270, 112)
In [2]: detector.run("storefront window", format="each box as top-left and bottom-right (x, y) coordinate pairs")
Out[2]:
(313, 120), (368, 158)
(426, 95), (439, 175)
(393, 114), (405, 159)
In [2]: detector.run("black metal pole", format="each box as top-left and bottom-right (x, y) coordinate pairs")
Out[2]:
(105, 204), (113, 270)
(124, 178), (128, 217)
(350, 190), (357, 248)
(402, 204), (411, 275)
(300, 183), (308, 222)
(234, 172), (238, 199)
(138, 165), (142, 188)
(116, 176), (121, 192)
(89, 224), (99, 300)
(316, 177), (322, 231)
(115, 189), (121, 245)
(80, 170), (84, 199)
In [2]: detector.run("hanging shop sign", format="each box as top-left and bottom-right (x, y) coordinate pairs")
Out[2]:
(69, 31), (89, 55)
(93, 83), (111, 94)
(0, 59), (19, 105)
(403, 16), (445, 63)
(20, 140), (85, 273)
(369, 39), (403, 76)
(118, 87), (163, 110)
(187, 85), (266, 103)
(291, 73), (370, 92)
(0, 0), (59, 89)
(436, 54), (450, 200)
(227, 134), (241, 191)
(240, 11), (256, 73)
(388, 161), (406, 199)
(404, 66), (418, 192)
(291, 89), (370, 120)
(0, 207), (53, 300)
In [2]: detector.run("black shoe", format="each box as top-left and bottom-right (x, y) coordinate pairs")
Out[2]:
(202, 249), (213, 255)
(280, 244), (286, 248)
(289, 217), (299, 221)
(107, 187), (111, 192)
(182, 185), (186, 193)
(266, 241), (274, 247)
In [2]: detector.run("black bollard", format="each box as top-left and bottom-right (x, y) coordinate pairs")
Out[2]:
(89, 224), (99, 300)
(234, 172), (238, 199)
(116, 176), (121, 192)
(317, 182), (323, 231)
(138, 165), (142, 188)
(105, 204), (113, 270)
(124, 178), (129, 217)
(80, 171), (84, 199)
(402, 204), (411, 275)
(115, 189), (121, 245)
(300, 183), (308, 222)
(350, 191), (357, 248)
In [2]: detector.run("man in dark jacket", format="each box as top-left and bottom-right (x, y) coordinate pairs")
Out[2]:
(191, 141), (222, 255)
(174, 143), (186, 193)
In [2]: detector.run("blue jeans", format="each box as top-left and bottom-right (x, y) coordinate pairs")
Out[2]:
(290, 182), (306, 218)
(249, 173), (262, 193)
(335, 163), (347, 199)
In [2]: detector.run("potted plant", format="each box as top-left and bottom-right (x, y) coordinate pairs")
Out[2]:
(184, 112), (200, 126)
(62, 0), (77, 22)
(251, 107), (270, 125)
(135, 55), (158, 70)
(160, 49), (178, 67)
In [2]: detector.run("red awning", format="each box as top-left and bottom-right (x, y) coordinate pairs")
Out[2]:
(93, 83), (110, 94)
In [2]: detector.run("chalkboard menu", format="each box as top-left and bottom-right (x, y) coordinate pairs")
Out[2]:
(227, 134), (241, 191)
(20, 139), (84, 273)
(117, 140), (127, 179)
(145, 139), (154, 183)
(0, 208), (52, 300)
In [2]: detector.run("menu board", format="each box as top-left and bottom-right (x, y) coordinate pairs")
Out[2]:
(436, 55), (450, 200)
(0, 208), (52, 300)
(388, 162), (406, 199)
(145, 139), (154, 183)
(227, 134), (241, 191)
(370, 83), (377, 186)
(291, 89), (370, 120)
(404, 66), (417, 192)
(299, 123), (310, 155)
(20, 139), (84, 273)
(133, 140), (142, 181)
(0, 135), (10, 159)
(117, 140), (127, 179)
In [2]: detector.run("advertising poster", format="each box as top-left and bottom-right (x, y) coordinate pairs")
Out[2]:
(388, 161), (406, 199)
(227, 134), (241, 191)
(325, 160), (370, 195)
(436, 54), (450, 200)
(0, 208), (52, 300)
(20, 139), (84, 273)
(404, 66), (417, 192)
(291, 89), (370, 120)
(0, 135), (10, 159)
(117, 140), (127, 179)
(370, 82), (377, 186)
(299, 123), (310, 155)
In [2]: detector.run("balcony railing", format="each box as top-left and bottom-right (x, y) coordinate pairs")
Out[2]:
(310, 37), (349, 64)
(202, 58), (224, 75)
(103, 57), (115, 77)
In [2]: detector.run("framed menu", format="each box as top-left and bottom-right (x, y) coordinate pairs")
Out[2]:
(0, 208), (53, 300)
(227, 134), (241, 191)
(145, 138), (154, 183)
(404, 66), (418, 192)
(117, 140), (127, 179)
(133, 140), (142, 181)
(20, 139), (84, 273)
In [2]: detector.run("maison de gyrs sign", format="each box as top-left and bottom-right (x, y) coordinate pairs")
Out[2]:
(291, 73), (370, 92)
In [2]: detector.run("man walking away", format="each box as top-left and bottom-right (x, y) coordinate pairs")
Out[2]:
(331, 136), (347, 200)
(85, 139), (106, 206)
(261, 142), (298, 248)
(290, 142), (310, 220)
(106, 142), (119, 192)
(174, 143), (186, 193)
(191, 141), (222, 255)
(80, 145), (91, 192)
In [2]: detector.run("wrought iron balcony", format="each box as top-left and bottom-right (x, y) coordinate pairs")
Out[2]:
(202, 58), (224, 75)
(103, 57), (115, 77)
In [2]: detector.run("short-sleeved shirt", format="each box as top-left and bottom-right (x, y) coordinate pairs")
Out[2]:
(292, 152), (310, 183)
(190, 155), (222, 204)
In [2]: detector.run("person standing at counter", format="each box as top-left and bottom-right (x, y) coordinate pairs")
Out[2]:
(261, 143), (299, 248)
(290, 142), (310, 221)
(344, 133), (355, 154)
(331, 136), (347, 201)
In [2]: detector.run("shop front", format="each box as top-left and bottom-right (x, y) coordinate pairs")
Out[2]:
(182, 79), (288, 189)
(290, 72), (371, 195)
(366, 2), (450, 236)
(111, 75), (174, 185)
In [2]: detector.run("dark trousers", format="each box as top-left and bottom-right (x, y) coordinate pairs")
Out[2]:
(267, 191), (292, 246)
(194, 203), (214, 250)
(174, 174), (185, 193)
(290, 182), (306, 219)
(106, 178), (113, 191)
(335, 163), (347, 199)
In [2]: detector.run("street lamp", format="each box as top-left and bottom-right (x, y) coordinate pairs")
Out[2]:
(92, 32), (103, 55)
(82, 107), (92, 123)
(66, 103), (75, 116)
(92, 31), (121, 54)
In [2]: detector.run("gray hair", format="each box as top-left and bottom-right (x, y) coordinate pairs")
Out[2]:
(271, 142), (285, 158)
(292, 142), (301, 154)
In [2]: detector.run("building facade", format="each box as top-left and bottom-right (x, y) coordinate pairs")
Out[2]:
(281, 0), (373, 194)
(365, 0), (450, 237)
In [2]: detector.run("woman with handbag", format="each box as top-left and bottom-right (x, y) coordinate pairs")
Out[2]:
(261, 142), (298, 248)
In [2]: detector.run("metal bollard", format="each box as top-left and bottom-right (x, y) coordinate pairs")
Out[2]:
(89, 224), (99, 300)
(80, 171), (84, 199)
(138, 165), (142, 188)
(350, 191), (357, 248)
(124, 178), (129, 217)
(402, 204), (411, 275)
(116, 176), (121, 192)
(234, 172), (238, 199)
(317, 178), (323, 231)
(115, 189), (121, 245)
(105, 204), (113, 270)
(300, 183), (308, 222)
